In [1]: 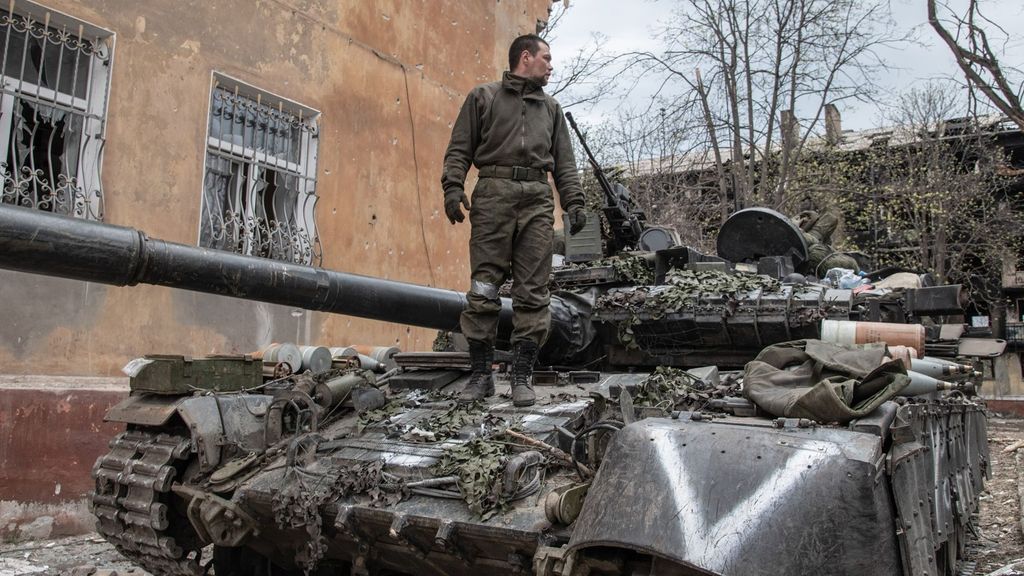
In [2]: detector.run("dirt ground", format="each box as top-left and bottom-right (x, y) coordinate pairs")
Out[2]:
(973, 417), (1024, 574)
(2, 417), (1024, 576)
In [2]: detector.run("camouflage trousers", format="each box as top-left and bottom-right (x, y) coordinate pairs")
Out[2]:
(805, 240), (859, 276)
(460, 177), (554, 347)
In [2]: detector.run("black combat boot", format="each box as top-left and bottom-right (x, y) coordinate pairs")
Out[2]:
(510, 340), (539, 407)
(459, 340), (495, 403)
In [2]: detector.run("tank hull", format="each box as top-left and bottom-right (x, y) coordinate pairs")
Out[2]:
(93, 368), (986, 576)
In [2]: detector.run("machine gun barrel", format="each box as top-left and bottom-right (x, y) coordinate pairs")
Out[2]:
(565, 112), (617, 207)
(565, 112), (645, 249)
(0, 205), (513, 334)
(565, 109), (618, 211)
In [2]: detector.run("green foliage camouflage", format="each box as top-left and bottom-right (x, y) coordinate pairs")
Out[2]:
(595, 269), (782, 348)
(273, 458), (407, 572)
(433, 438), (512, 520)
(432, 331), (455, 352)
(357, 394), (406, 432)
(632, 366), (743, 414)
(565, 254), (655, 284)
(401, 402), (484, 443)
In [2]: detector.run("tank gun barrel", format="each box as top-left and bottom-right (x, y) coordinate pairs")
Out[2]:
(0, 205), (513, 335)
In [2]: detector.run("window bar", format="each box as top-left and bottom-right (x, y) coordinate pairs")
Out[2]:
(266, 99), (281, 260)
(23, 100), (39, 206)
(288, 107), (297, 166)
(253, 92), (265, 258)
(271, 101), (282, 260)
(81, 22), (94, 114)
(280, 109), (293, 261)
(69, 24), (85, 217)
(205, 158), (224, 250)
(296, 110), (309, 261)
(228, 94), (242, 253)
(269, 100), (280, 165)
(247, 91), (261, 258)
(258, 102), (272, 259)
(54, 25), (67, 99)
(32, 13), (46, 93)
(1, 3), (14, 205)
(230, 85), (243, 255)
(70, 110), (85, 217)
(69, 23), (81, 100)
(231, 156), (244, 252)
(44, 106), (58, 210)
(303, 112), (320, 265)
(2, 2), (15, 85)
(239, 86), (256, 258)
(15, 12), (31, 107)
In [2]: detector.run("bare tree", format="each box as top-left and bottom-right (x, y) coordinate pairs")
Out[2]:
(613, 0), (903, 214)
(927, 0), (1024, 130)
(541, 1), (615, 109)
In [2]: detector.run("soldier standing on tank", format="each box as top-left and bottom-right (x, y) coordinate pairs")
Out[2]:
(441, 34), (586, 407)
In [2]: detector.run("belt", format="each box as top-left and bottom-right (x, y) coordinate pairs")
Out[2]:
(477, 165), (548, 182)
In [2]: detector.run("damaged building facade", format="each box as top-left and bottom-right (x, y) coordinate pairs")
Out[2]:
(0, 0), (552, 539)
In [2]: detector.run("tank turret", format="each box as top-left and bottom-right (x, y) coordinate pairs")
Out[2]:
(0, 204), (991, 368)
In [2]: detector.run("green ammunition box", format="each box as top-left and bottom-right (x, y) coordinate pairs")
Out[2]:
(125, 355), (263, 394)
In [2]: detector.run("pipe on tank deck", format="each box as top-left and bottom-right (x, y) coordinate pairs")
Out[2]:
(0, 205), (513, 335)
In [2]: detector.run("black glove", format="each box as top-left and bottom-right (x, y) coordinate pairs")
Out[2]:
(444, 190), (470, 224)
(568, 209), (587, 235)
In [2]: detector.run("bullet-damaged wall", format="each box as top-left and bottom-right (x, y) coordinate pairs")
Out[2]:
(0, 0), (553, 376)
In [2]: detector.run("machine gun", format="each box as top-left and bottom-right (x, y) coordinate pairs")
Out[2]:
(565, 111), (647, 252)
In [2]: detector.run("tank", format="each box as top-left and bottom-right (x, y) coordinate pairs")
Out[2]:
(0, 204), (994, 576)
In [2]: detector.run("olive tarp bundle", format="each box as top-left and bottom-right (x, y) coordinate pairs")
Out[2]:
(743, 339), (910, 424)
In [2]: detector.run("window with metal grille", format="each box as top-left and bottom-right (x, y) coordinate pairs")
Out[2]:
(0, 2), (111, 220)
(200, 77), (321, 266)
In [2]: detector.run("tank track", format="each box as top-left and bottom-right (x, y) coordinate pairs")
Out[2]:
(90, 428), (202, 576)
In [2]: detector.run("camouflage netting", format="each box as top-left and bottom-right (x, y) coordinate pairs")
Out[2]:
(432, 330), (456, 352)
(563, 254), (655, 284)
(353, 388), (550, 520)
(433, 438), (513, 520)
(402, 402), (508, 443)
(596, 269), (782, 316)
(595, 269), (783, 348)
(634, 366), (741, 413)
(273, 456), (407, 573)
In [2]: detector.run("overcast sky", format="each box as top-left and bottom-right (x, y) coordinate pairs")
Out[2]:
(548, 0), (1024, 131)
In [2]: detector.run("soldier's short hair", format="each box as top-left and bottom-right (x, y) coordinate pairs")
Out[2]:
(508, 34), (549, 71)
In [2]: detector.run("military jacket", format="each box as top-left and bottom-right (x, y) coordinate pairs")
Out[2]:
(441, 72), (584, 212)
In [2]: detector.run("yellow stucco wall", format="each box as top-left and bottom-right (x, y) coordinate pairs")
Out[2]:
(0, 0), (552, 376)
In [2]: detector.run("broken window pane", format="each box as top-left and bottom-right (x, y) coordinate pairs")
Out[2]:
(0, 7), (110, 221)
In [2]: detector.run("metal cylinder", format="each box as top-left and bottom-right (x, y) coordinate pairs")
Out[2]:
(820, 320), (925, 358)
(911, 357), (974, 381)
(0, 205), (512, 334)
(298, 346), (332, 374)
(256, 343), (301, 375)
(352, 345), (401, 371)
(329, 346), (359, 359)
(903, 370), (961, 396)
(315, 371), (371, 408)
